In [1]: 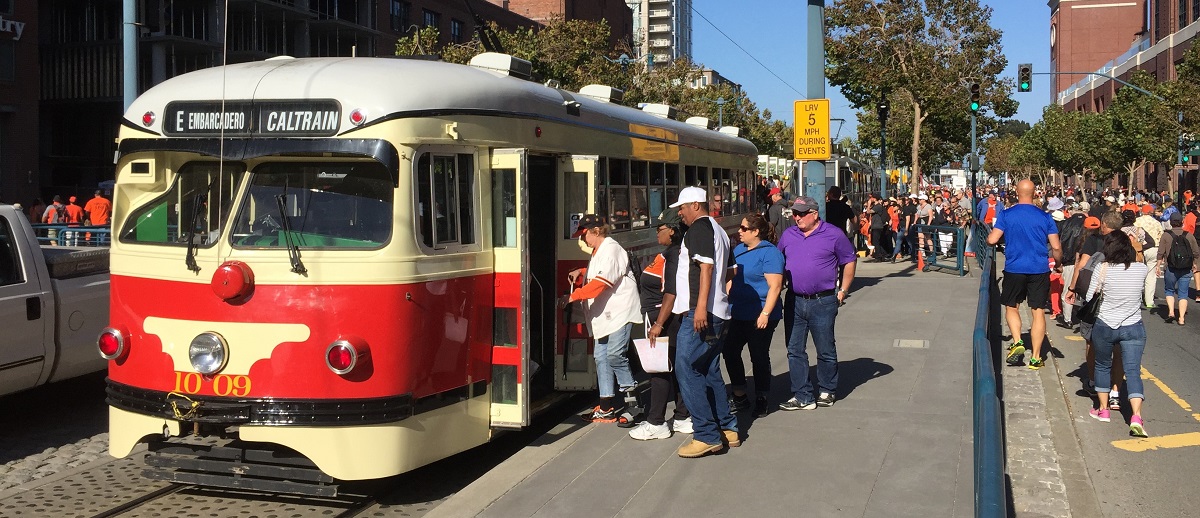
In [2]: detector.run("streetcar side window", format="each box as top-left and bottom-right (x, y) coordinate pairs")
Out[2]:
(120, 161), (246, 247)
(607, 158), (630, 232)
(416, 152), (477, 250)
(629, 161), (649, 229)
(648, 162), (665, 225)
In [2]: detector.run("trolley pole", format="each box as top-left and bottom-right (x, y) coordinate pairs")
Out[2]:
(806, 0), (828, 219)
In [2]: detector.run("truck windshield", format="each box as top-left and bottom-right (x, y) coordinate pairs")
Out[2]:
(119, 162), (246, 247)
(230, 162), (392, 249)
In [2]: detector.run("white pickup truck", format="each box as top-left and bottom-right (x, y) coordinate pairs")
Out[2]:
(0, 204), (109, 397)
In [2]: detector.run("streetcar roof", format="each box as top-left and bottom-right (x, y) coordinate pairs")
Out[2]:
(124, 56), (758, 157)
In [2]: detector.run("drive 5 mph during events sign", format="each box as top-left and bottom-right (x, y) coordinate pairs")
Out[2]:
(793, 99), (831, 161)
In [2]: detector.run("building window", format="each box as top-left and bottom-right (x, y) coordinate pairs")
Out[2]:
(451, 19), (464, 43)
(423, 9), (440, 29)
(1194, 0), (1199, 22)
(0, 0), (11, 15)
(0, 41), (13, 82)
(1180, 0), (1188, 30)
(391, 1), (410, 33)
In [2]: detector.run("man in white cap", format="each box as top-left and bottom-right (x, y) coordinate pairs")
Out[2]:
(668, 186), (739, 458)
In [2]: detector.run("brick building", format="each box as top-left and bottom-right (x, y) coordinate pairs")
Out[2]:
(496, 0), (633, 49)
(7, 0), (539, 207)
(1054, 0), (1199, 192)
(0, 0), (38, 206)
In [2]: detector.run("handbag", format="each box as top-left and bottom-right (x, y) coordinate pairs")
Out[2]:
(1077, 263), (1108, 325)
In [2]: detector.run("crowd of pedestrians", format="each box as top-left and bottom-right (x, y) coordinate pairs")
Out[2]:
(16, 191), (112, 227)
(984, 182), (1200, 440)
(563, 185), (855, 458)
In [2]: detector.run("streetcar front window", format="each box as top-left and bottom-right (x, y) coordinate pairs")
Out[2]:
(120, 162), (245, 247)
(230, 162), (392, 249)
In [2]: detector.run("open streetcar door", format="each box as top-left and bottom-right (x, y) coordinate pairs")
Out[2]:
(489, 149), (532, 428)
(555, 155), (600, 392)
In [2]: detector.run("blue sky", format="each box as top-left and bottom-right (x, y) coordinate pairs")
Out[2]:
(691, 0), (1052, 143)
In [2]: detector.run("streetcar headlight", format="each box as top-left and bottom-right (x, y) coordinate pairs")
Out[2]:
(98, 327), (127, 360)
(189, 332), (228, 375)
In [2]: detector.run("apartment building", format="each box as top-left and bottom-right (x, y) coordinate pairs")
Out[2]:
(626, 0), (691, 68)
(498, 0), (633, 49)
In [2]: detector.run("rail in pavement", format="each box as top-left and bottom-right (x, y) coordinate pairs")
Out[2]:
(429, 259), (981, 518)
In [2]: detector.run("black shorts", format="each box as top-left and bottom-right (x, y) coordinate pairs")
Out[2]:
(1000, 271), (1051, 310)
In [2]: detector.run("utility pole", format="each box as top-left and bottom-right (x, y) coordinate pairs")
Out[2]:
(806, 0), (827, 219)
(877, 96), (889, 199)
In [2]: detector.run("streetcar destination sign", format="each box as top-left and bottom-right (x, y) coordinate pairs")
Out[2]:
(162, 100), (342, 137)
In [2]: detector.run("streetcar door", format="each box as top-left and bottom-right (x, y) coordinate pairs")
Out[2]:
(490, 149), (531, 428)
(555, 155), (600, 391)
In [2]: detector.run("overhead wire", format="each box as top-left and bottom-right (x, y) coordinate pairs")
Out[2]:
(691, 5), (804, 97)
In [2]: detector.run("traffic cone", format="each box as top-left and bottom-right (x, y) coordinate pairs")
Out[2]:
(917, 247), (925, 271)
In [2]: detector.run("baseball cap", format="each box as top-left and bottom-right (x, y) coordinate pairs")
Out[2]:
(768, 187), (782, 197)
(69, 196), (77, 203)
(1170, 212), (1184, 223)
(917, 194), (929, 200)
(1079, 201), (1091, 211)
(790, 196), (819, 213)
(657, 208), (684, 229)
(52, 195), (62, 203)
(1141, 204), (1154, 214)
(571, 214), (605, 238)
(1083, 216), (1101, 229)
(908, 193), (918, 199)
(1051, 210), (1065, 222)
(1105, 196), (1116, 202)
(669, 186), (707, 208)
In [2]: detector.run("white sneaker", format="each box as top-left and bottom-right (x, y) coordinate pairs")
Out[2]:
(671, 418), (693, 434)
(629, 421), (672, 440)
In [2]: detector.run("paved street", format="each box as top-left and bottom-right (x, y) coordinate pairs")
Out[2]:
(1038, 287), (1200, 517)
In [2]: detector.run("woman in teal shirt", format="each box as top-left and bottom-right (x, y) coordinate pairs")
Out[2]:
(723, 213), (785, 418)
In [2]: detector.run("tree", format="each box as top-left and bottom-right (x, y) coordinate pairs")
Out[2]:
(394, 18), (797, 158)
(826, 0), (1012, 192)
(981, 133), (1018, 178)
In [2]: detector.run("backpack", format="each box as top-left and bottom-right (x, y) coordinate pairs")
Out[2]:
(626, 249), (643, 283)
(51, 204), (67, 223)
(1167, 231), (1194, 270)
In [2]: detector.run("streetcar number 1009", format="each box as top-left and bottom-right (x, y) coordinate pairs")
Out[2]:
(173, 371), (252, 397)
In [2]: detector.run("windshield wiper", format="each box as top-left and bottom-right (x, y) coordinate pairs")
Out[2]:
(275, 194), (308, 275)
(184, 193), (205, 273)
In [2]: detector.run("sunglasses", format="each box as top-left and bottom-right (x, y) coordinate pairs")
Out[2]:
(792, 210), (816, 217)
(738, 225), (754, 232)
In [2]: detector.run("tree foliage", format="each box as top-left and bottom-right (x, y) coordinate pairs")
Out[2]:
(826, 0), (1013, 191)
(393, 19), (793, 156)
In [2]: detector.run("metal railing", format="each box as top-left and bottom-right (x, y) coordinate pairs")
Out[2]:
(912, 224), (968, 276)
(31, 224), (112, 247)
(971, 222), (1005, 517)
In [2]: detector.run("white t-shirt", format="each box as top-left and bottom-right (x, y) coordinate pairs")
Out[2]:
(583, 236), (642, 338)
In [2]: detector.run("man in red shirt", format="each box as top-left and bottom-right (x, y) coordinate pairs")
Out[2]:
(84, 190), (112, 225)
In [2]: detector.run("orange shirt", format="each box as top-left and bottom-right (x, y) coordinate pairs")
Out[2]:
(1184, 211), (1197, 235)
(84, 196), (112, 225)
(64, 204), (84, 224)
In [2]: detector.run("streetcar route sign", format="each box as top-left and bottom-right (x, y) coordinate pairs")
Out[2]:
(793, 99), (831, 160)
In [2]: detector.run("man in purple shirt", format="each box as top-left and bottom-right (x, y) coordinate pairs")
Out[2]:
(777, 195), (858, 410)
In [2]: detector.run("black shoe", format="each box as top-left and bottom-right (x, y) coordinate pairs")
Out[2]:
(729, 393), (751, 412)
(779, 397), (816, 411)
(754, 395), (769, 418)
(816, 393), (836, 407)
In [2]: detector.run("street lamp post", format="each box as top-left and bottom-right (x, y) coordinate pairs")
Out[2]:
(877, 97), (889, 199)
(702, 96), (739, 127)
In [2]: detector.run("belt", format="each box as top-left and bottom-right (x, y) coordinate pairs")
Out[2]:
(794, 289), (836, 299)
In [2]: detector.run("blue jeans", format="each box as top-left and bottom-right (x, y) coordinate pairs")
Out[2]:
(894, 226), (907, 256)
(676, 311), (737, 445)
(595, 322), (635, 398)
(1164, 267), (1194, 299)
(1091, 320), (1146, 400)
(784, 292), (840, 403)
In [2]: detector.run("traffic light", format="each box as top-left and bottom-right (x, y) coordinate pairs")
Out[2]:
(968, 83), (981, 114)
(1018, 64), (1032, 93)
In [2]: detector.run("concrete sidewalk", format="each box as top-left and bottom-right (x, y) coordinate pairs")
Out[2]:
(431, 260), (980, 518)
